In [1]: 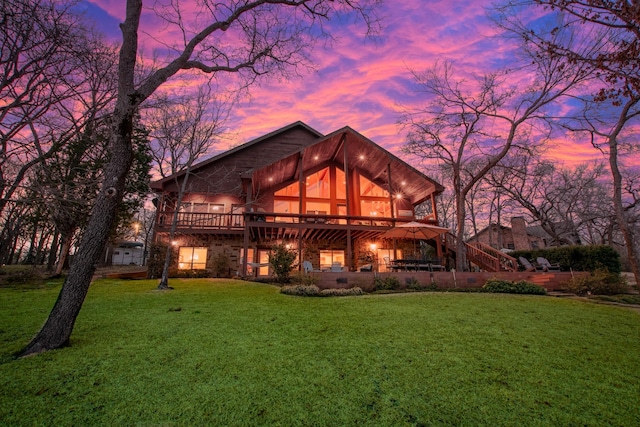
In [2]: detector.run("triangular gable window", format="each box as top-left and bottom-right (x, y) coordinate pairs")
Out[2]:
(360, 175), (388, 197)
(275, 182), (300, 197)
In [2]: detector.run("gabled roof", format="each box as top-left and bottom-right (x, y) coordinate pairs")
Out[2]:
(244, 125), (444, 205)
(151, 121), (322, 190)
(151, 121), (444, 205)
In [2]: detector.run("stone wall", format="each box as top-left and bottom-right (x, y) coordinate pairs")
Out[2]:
(310, 271), (585, 292)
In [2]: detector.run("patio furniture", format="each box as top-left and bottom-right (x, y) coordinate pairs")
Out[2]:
(302, 261), (321, 273)
(359, 264), (373, 272)
(518, 257), (543, 272)
(330, 262), (343, 272)
(536, 257), (561, 272)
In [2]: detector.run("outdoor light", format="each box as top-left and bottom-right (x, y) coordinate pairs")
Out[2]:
(370, 243), (377, 251)
(314, 155), (319, 160)
(359, 155), (365, 160)
(171, 240), (178, 246)
(401, 181), (406, 186)
(395, 193), (403, 199)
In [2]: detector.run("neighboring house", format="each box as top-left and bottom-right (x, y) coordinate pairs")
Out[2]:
(151, 121), (445, 276)
(111, 241), (144, 266)
(468, 217), (580, 251)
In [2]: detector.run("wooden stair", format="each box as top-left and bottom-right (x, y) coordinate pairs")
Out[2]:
(444, 233), (518, 273)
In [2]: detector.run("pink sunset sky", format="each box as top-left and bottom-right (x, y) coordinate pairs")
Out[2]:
(84, 0), (611, 168)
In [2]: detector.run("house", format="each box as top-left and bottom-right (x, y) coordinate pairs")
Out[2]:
(150, 121), (446, 277)
(468, 217), (581, 251)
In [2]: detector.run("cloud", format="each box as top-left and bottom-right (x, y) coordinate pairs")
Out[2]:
(86, 0), (603, 167)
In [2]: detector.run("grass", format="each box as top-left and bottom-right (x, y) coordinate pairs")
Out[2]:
(1, 278), (639, 426)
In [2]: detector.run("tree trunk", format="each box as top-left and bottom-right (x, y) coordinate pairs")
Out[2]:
(18, 0), (142, 357)
(47, 231), (60, 271)
(455, 192), (468, 271)
(609, 137), (640, 285)
(53, 232), (74, 277)
(19, 121), (134, 356)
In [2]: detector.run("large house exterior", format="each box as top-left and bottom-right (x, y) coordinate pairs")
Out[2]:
(151, 121), (446, 277)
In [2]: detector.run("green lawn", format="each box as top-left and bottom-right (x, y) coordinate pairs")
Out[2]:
(1, 279), (639, 426)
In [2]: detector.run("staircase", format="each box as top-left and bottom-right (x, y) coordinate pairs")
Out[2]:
(444, 233), (517, 272)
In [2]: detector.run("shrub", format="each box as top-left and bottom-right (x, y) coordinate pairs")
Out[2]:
(146, 243), (165, 279)
(268, 243), (298, 283)
(374, 276), (401, 291)
(280, 284), (321, 296)
(281, 284), (364, 297)
(482, 279), (546, 295)
(0, 266), (47, 286)
(319, 287), (364, 297)
(404, 277), (438, 291)
(212, 252), (231, 278)
(564, 271), (629, 296)
(172, 269), (211, 278)
(512, 245), (620, 273)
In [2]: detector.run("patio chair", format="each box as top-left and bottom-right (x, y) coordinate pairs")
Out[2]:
(518, 257), (542, 272)
(536, 257), (561, 272)
(359, 264), (373, 272)
(330, 262), (343, 272)
(302, 260), (320, 273)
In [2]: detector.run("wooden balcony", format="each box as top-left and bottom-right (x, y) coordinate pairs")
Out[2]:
(155, 211), (438, 241)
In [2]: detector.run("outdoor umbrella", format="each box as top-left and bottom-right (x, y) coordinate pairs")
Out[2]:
(381, 221), (450, 257)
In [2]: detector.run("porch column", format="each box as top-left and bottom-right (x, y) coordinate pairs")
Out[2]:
(241, 177), (253, 277)
(387, 162), (395, 220)
(298, 152), (304, 269)
(342, 133), (352, 271)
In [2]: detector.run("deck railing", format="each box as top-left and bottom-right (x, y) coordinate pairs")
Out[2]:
(157, 211), (435, 230)
(157, 212), (245, 229)
(444, 233), (517, 272)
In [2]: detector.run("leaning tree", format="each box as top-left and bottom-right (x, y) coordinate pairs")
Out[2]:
(19, 0), (381, 357)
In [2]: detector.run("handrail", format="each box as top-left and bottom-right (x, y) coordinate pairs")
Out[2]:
(468, 241), (518, 272)
(443, 232), (517, 272)
(156, 211), (433, 230)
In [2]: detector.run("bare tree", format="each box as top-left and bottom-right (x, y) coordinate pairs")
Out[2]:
(401, 50), (589, 270)
(489, 154), (609, 246)
(496, 0), (640, 283)
(147, 86), (229, 289)
(19, 0), (380, 356)
(0, 1), (116, 221)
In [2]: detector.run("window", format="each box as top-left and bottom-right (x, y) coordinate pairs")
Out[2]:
(306, 202), (330, 215)
(274, 166), (346, 217)
(359, 176), (388, 197)
(361, 200), (391, 218)
(178, 247), (207, 270)
(275, 182), (300, 197)
(274, 200), (299, 222)
(359, 174), (391, 218)
(306, 167), (331, 198)
(336, 168), (346, 199)
(320, 250), (345, 270)
(179, 202), (225, 213)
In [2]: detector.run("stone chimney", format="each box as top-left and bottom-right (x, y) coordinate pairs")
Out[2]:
(511, 217), (530, 251)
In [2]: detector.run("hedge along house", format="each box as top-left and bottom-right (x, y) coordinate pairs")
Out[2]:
(150, 121), (446, 277)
